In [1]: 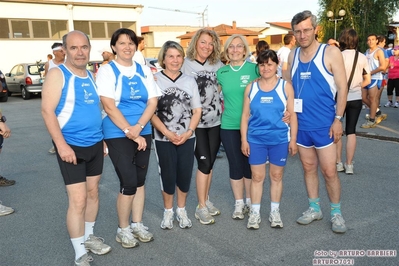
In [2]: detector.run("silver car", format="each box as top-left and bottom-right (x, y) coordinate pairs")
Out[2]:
(5, 62), (44, 100)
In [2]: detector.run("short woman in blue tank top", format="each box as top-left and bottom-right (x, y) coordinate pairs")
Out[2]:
(241, 50), (298, 229)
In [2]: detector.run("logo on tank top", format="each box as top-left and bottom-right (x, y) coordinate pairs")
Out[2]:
(300, 71), (311, 80)
(240, 75), (250, 87)
(83, 89), (94, 104)
(260, 96), (273, 104)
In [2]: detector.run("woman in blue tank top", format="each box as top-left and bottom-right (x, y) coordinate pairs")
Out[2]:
(241, 49), (298, 230)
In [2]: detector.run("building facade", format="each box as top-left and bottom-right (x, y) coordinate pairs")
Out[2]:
(0, 0), (142, 72)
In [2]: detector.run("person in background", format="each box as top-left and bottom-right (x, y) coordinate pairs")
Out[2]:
(41, 30), (111, 266)
(152, 41), (202, 230)
(217, 34), (258, 221)
(277, 33), (296, 77)
(385, 46), (399, 108)
(0, 108), (15, 217)
(249, 51), (256, 63)
(336, 29), (371, 175)
(241, 49), (297, 230)
(255, 40), (269, 60)
(99, 46), (115, 66)
(361, 34), (386, 128)
(284, 10), (348, 234)
(46, 42), (66, 154)
(133, 36), (146, 65)
(96, 28), (160, 248)
(181, 28), (224, 225)
(376, 35), (389, 109)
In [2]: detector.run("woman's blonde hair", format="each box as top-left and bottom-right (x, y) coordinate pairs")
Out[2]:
(186, 28), (221, 65)
(223, 34), (250, 62)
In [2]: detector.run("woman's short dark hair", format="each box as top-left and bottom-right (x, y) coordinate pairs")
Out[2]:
(110, 28), (138, 55)
(256, 49), (279, 65)
(338, 29), (358, 50)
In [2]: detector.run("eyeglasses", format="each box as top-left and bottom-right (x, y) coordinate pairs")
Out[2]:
(228, 44), (245, 50)
(293, 28), (314, 36)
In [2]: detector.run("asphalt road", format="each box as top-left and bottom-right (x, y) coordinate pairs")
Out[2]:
(0, 93), (398, 266)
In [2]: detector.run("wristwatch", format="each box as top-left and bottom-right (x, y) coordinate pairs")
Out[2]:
(334, 115), (343, 122)
(0, 115), (6, 122)
(136, 122), (144, 129)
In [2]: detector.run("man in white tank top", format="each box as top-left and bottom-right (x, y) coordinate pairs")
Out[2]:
(45, 42), (66, 154)
(44, 42), (66, 77)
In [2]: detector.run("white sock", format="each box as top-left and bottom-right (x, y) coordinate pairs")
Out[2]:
(246, 198), (251, 206)
(117, 225), (131, 234)
(165, 207), (173, 213)
(271, 202), (280, 212)
(177, 206), (185, 212)
(84, 221), (95, 241)
(71, 236), (86, 261)
(235, 199), (244, 205)
(251, 204), (261, 214)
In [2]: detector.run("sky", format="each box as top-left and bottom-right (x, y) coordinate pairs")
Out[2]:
(75, 0), (399, 28)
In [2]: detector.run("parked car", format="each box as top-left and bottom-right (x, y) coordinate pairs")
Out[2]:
(0, 70), (9, 102)
(5, 62), (44, 100)
(145, 58), (162, 73)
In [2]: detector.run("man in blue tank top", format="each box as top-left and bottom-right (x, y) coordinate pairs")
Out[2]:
(42, 31), (111, 266)
(283, 10), (348, 234)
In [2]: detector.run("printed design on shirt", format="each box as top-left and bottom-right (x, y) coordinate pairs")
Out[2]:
(194, 70), (221, 126)
(240, 75), (251, 87)
(156, 86), (192, 141)
(300, 71), (311, 80)
(129, 81), (141, 100)
(83, 89), (94, 104)
(260, 96), (273, 104)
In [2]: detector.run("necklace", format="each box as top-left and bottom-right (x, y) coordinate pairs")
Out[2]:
(296, 60), (312, 98)
(229, 60), (246, 72)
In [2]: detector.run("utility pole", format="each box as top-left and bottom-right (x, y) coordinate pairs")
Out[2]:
(148, 6), (208, 27)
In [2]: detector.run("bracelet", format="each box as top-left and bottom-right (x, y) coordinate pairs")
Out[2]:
(137, 122), (144, 129)
(188, 128), (194, 136)
(123, 128), (129, 134)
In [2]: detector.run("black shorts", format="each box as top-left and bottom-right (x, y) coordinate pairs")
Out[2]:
(194, 126), (221, 174)
(0, 135), (3, 149)
(105, 135), (151, 195)
(220, 129), (251, 180)
(155, 138), (195, 194)
(56, 141), (104, 185)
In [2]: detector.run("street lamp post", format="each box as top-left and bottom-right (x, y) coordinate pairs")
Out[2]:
(327, 9), (346, 40)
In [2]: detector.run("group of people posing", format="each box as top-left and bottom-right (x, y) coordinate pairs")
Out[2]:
(42, 10), (365, 266)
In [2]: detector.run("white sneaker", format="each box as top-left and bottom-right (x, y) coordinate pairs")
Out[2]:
(344, 163), (354, 175)
(247, 211), (261, 229)
(232, 202), (245, 220)
(0, 202), (14, 216)
(395, 101), (399, 108)
(176, 208), (192, 229)
(269, 209), (283, 228)
(160, 209), (174, 229)
(115, 228), (139, 248)
(336, 162), (344, 172)
(384, 101), (393, 107)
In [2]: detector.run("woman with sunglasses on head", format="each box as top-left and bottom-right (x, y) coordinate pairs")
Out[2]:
(151, 41), (202, 230)
(96, 28), (161, 249)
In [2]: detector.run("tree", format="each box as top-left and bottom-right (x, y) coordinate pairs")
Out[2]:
(318, 0), (399, 51)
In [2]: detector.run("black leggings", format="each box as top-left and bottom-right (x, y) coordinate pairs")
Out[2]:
(344, 100), (362, 135)
(194, 126), (221, 174)
(387, 78), (399, 97)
